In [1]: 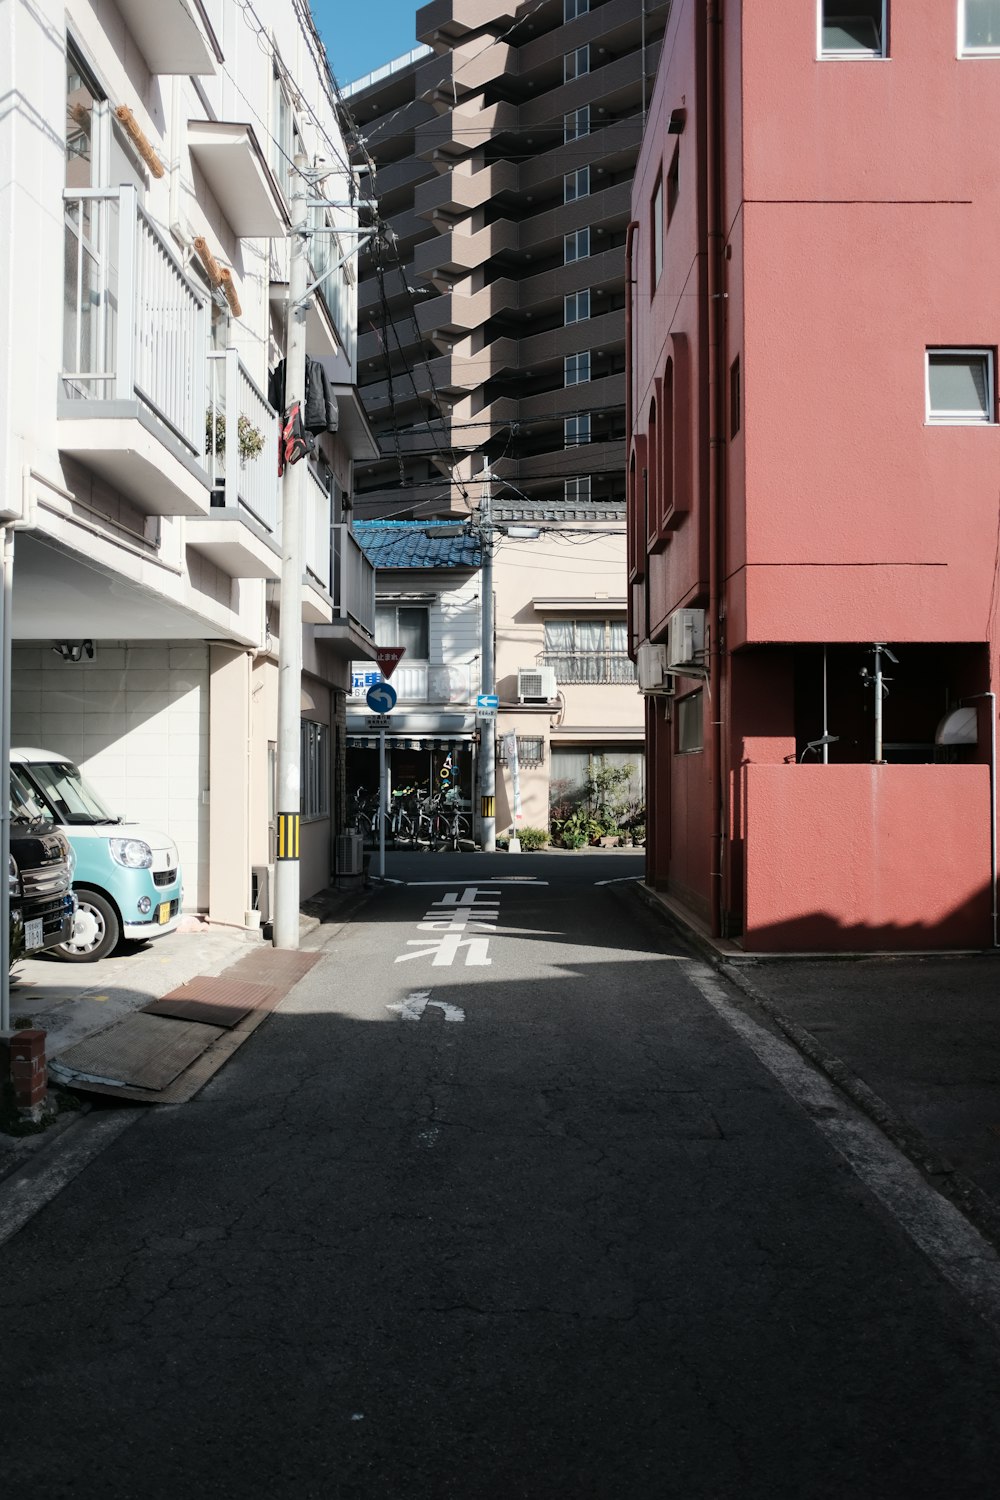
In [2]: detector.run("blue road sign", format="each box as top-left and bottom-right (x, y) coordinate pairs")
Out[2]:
(366, 682), (397, 714)
(476, 694), (499, 710)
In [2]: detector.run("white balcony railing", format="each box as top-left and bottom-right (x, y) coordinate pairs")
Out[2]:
(304, 465), (333, 594)
(62, 184), (206, 455)
(206, 349), (279, 532)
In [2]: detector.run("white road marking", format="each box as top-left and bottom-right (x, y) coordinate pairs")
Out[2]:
(595, 877), (642, 886)
(0, 1112), (138, 1248)
(386, 991), (465, 1023)
(685, 961), (1000, 1335)
(396, 887), (500, 966)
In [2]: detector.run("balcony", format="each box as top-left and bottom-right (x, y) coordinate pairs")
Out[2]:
(59, 185), (211, 517)
(305, 469), (376, 655)
(186, 349), (281, 580)
(539, 652), (637, 686)
(349, 660), (473, 704)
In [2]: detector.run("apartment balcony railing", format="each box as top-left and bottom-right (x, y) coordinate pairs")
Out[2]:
(353, 661), (472, 704)
(332, 524), (376, 637)
(62, 184), (205, 454)
(206, 350), (279, 532)
(305, 465), (334, 595)
(539, 652), (637, 685)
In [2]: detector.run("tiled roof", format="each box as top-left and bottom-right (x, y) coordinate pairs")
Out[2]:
(353, 520), (483, 570)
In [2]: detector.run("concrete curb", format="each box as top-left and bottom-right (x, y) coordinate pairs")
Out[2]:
(630, 882), (1000, 1255)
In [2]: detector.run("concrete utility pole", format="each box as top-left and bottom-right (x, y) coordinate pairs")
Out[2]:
(273, 155), (309, 950)
(479, 467), (496, 853)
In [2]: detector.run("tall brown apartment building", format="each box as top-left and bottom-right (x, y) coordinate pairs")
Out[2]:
(343, 0), (669, 518)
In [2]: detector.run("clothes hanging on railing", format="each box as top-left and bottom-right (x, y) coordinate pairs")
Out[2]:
(268, 358), (339, 434)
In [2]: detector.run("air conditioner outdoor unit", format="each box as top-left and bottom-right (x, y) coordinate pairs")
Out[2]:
(636, 643), (676, 695)
(251, 863), (275, 922)
(518, 666), (558, 702)
(336, 832), (364, 877)
(666, 607), (707, 674)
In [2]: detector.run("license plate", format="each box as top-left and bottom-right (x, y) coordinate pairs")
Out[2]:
(157, 902), (171, 925)
(24, 918), (44, 951)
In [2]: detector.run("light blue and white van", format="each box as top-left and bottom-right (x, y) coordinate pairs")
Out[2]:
(10, 749), (183, 962)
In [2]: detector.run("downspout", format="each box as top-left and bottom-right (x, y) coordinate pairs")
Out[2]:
(964, 691), (998, 948)
(625, 218), (641, 647)
(705, 0), (727, 937)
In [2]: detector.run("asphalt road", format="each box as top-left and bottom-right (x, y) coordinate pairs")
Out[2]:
(3, 853), (1000, 1498)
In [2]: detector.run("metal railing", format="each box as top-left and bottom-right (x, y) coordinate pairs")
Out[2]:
(304, 466), (332, 594)
(63, 185), (206, 454)
(206, 350), (279, 532)
(538, 652), (638, 685)
(332, 525), (376, 636)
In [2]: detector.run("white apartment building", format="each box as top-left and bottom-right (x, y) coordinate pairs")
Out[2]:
(0, 0), (377, 927)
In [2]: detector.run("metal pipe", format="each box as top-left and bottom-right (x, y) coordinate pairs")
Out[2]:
(822, 645), (829, 764)
(873, 643), (884, 764)
(479, 467), (496, 853)
(705, 0), (727, 937)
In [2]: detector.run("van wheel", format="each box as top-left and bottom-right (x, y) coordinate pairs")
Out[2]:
(56, 891), (120, 962)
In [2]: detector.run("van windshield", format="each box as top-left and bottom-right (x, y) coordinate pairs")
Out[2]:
(22, 761), (119, 825)
(10, 767), (49, 824)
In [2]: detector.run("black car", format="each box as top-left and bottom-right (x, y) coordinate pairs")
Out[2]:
(8, 770), (75, 965)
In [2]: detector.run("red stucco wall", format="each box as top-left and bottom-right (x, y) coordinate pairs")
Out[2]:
(744, 765), (993, 951)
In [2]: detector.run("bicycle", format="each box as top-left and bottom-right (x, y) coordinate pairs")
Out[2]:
(431, 794), (473, 852)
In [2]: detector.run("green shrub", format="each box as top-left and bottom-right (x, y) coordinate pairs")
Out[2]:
(516, 826), (550, 851)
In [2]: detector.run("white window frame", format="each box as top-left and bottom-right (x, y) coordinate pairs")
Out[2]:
(564, 166), (590, 203)
(564, 106), (590, 143)
(960, 0), (1000, 54)
(564, 477), (591, 503)
(300, 720), (330, 820)
(564, 0), (589, 19)
(564, 45), (590, 82)
(564, 228), (590, 264)
(565, 414), (591, 446)
(818, 2), (886, 58)
(925, 347), (996, 424)
(565, 353), (591, 387)
(564, 289), (591, 324)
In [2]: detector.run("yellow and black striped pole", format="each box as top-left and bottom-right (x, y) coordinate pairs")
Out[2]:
(276, 812), (300, 862)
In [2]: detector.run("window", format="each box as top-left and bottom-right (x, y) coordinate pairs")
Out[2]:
(375, 604), (430, 658)
(564, 289), (590, 324)
(564, 107), (590, 142)
(652, 177), (664, 286)
(926, 349), (995, 423)
(498, 735), (544, 767)
(564, 166), (590, 203)
(667, 147), (680, 222)
(730, 356), (741, 438)
(565, 352), (590, 386)
(564, 228), (590, 264)
(564, 477), (591, 503)
(676, 691), (704, 754)
(543, 621), (635, 684)
(961, 0), (1000, 53)
(564, 45), (590, 81)
(819, 2), (886, 57)
(300, 721), (330, 819)
(564, 0), (589, 18)
(565, 414), (591, 446)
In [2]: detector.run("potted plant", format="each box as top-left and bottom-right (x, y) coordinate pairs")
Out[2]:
(205, 409), (266, 469)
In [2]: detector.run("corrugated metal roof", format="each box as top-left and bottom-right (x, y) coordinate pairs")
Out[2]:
(354, 521), (483, 570)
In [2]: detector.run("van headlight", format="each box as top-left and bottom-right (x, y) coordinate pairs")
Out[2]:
(110, 838), (153, 870)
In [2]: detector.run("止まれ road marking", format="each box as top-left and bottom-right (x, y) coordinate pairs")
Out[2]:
(395, 887), (500, 966)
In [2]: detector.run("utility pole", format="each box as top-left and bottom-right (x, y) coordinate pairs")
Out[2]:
(479, 467), (496, 853)
(273, 154), (309, 949)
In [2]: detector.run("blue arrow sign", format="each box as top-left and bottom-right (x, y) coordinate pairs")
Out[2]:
(366, 682), (397, 714)
(476, 694), (499, 710)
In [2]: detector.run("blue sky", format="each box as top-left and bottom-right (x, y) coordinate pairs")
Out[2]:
(312, 0), (421, 86)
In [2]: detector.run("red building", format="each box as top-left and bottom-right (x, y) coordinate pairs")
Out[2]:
(628, 0), (999, 952)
